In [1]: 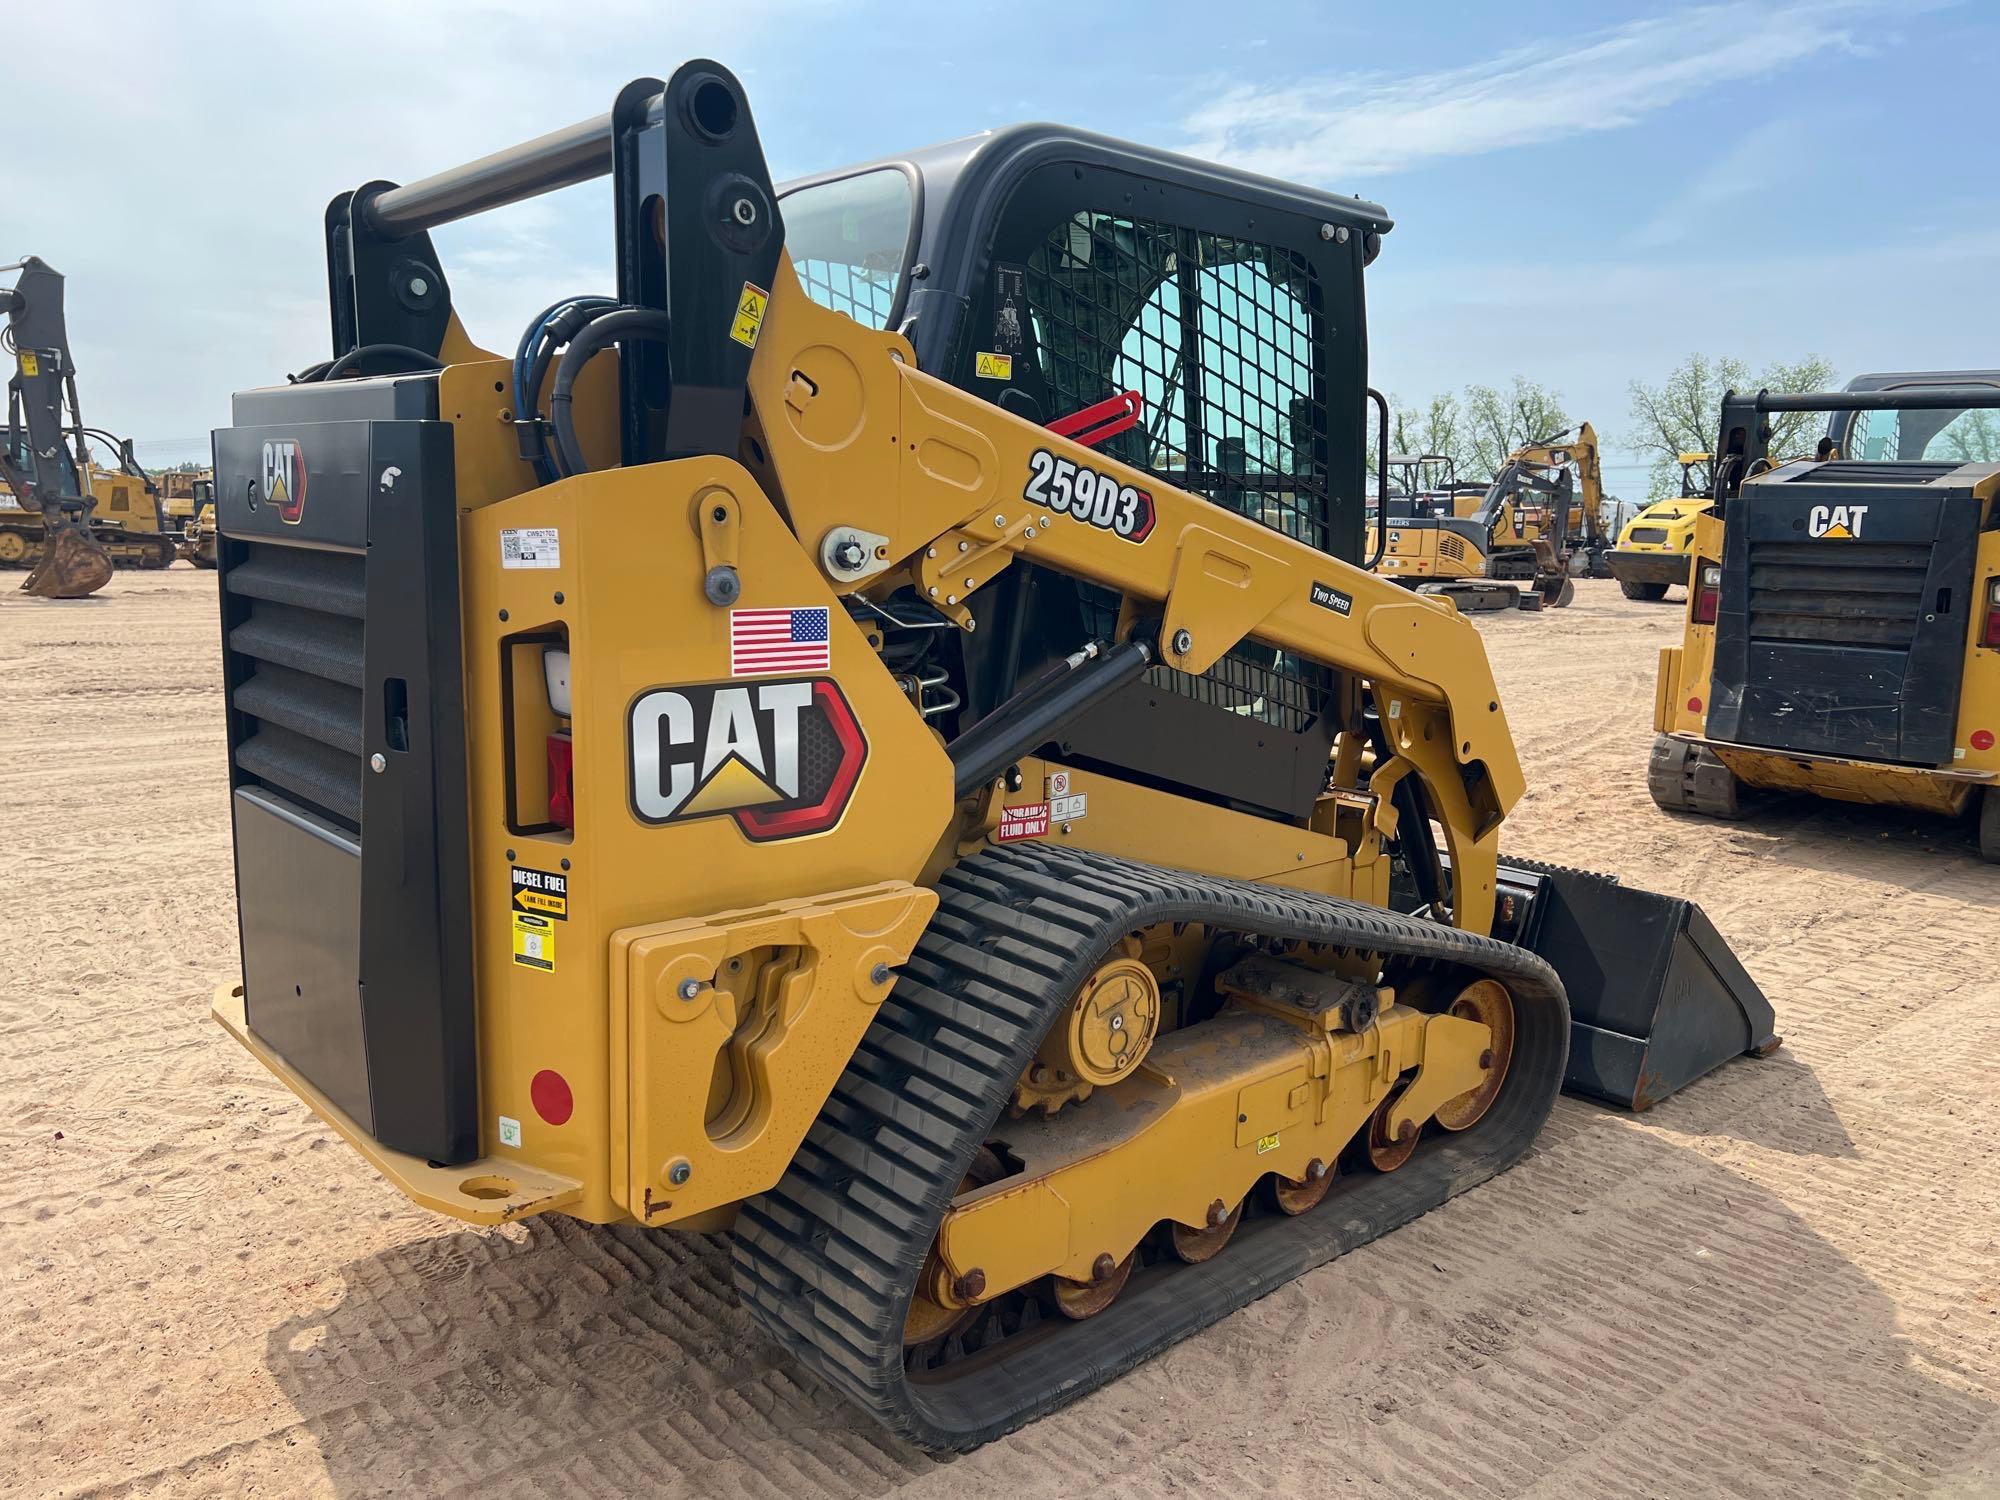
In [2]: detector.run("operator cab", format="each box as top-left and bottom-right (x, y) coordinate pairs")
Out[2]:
(781, 128), (1390, 819)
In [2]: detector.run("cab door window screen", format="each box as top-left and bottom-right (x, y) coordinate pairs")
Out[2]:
(1020, 210), (1333, 732)
(1027, 213), (1329, 552)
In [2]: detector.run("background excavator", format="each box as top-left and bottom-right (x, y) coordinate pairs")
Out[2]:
(1, 257), (170, 595)
(202, 64), (1776, 1448)
(1372, 424), (1610, 610)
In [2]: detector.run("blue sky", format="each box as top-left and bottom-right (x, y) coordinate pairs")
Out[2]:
(9, 0), (1994, 497)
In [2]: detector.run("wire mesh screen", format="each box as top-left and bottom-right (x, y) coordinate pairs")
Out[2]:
(1027, 211), (1332, 731)
(791, 258), (898, 330)
(1025, 213), (1329, 550)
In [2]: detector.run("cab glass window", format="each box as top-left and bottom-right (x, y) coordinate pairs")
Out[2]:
(1846, 403), (2000, 462)
(780, 168), (913, 331)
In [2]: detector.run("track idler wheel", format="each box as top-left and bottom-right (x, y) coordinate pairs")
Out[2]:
(1169, 1199), (1242, 1264)
(1433, 979), (1515, 1132)
(1273, 1157), (1335, 1215)
(903, 1146), (1006, 1348)
(1365, 1086), (1420, 1172)
(1052, 1251), (1133, 1319)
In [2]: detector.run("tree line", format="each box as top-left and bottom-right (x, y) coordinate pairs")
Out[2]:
(1377, 353), (1849, 503)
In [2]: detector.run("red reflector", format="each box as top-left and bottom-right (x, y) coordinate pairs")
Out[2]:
(1973, 730), (1996, 752)
(1984, 610), (2000, 649)
(1688, 696), (1704, 714)
(1693, 590), (1719, 625)
(547, 732), (574, 828)
(530, 1069), (573, 1126)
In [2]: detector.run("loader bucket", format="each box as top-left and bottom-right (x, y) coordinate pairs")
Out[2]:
(21, 522), (112, 598)
(1499, 859), (1779, 1110)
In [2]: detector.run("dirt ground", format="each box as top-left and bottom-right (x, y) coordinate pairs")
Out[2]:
(5, 569), (1997, 1498)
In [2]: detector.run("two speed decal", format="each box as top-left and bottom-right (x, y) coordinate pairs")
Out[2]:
(1024, 449), (1156, 542)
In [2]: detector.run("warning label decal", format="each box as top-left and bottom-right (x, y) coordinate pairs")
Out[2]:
(975, 351), (1014, 381)
(998, 802), (1051, 841)
(511, 866), (569, 920)
(512, 912), (556, 971)
(730, 282), (770, 348)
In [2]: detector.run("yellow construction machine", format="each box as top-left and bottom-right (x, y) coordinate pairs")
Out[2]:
(160, 469), (218, 566)
(1372, 423), (1609, 610)
(1605, 452), (1711, 601)
(1651, 374), (2000, 859)
(205, 65), (1777, 1447)
(1, 257), (175, 593)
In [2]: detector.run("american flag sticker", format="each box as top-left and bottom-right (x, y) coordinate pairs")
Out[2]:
(730, 606), (832, 677)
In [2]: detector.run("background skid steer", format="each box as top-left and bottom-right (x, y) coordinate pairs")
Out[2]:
(204, 62), (1776, 1448)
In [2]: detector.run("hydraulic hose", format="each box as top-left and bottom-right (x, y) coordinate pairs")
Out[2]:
(548, 306), (673, 478)
(305, 343), (447, 383)
(514, 295), (615, 483)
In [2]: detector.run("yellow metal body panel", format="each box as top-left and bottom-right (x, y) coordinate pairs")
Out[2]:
(212, 985), (584, 1224)
(612, 882), (936, 1224)
(457, 457), (955, 1225)
(996, 756), (1350, 888)
(1703, 742), (1986, 813)
(935, 999), (1488, 1296)
(1614, 496), (1710, 557)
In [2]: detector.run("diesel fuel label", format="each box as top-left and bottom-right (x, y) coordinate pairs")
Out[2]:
(511, 867), (568, 920)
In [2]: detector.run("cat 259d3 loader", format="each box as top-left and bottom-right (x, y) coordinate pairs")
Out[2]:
(204, 64), (1776, 1449)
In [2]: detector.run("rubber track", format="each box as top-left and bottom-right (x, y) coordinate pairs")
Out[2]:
(730, 843), (1571, 1450)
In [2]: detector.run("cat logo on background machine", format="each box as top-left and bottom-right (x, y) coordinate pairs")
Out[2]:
(260, 439), (307, 524)
(627, 677), (866, 840)
(1807, 503), (1867, 538)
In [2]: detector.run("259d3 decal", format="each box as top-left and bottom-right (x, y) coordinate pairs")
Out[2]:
(1024, 449), (1156, 542)
(627, 677), (866, 841)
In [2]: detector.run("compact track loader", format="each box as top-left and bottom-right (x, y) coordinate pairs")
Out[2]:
(1, 258), (170, 595)
(1652, 376), (2000, 859)
(206, 65), (1776, 1447)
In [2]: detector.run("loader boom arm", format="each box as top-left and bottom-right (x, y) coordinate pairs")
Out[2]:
(745, 262), (1525, 934)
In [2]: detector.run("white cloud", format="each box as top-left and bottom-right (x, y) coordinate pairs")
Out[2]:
(1178, 0), (1906, 184)
(1, 1), (779, 459)
(1628, 115), (1814, 248)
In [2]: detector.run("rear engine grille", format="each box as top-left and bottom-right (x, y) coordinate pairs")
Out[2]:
(1438, 533), (1467, 562)
(1628, 526), (1669, 545)
(227, 542), (366, 829)
(1746, 539), (1930, 649)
